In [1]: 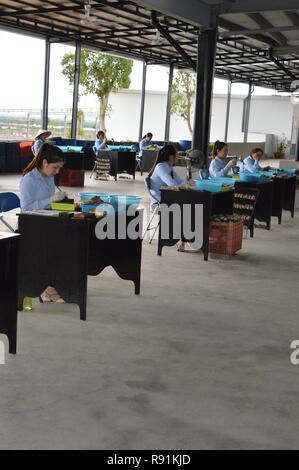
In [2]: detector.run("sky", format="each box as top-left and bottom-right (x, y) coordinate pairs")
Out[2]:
(0, 29), (282, 110)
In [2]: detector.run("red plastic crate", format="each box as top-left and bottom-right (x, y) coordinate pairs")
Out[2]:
(19, 141), (34, 157)
(209, 220), (243, 255)
(58, 169), (85, 187)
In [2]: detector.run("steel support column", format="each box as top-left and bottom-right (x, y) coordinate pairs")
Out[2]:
(224, 79), (232, 142)
(138, 60), (147, 142)
(71, 40), (81, 139)
(164, 62), (174, 142)
(242, 82), (253, 143)
(192, 27), (218, 168)
(42, 38), (51, 130)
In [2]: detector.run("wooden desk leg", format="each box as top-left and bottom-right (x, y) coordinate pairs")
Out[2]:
(79, 303), (86, 321)
(8, 330), (17, 354)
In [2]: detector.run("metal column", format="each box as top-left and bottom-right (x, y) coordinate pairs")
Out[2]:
(71, 40), (81, 140)
(224, 79), (232, 142)
(192, 27), (218, 168)
(164, 62), (174, 142)
(242, 82), (253, 143)
(138, 60), (147, 142)
(42, 39), (51, 130)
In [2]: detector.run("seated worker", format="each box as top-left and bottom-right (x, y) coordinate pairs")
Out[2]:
(242, 148), (271, 173)
(139, 132), (154, 156)
(209, 140), (236, 177)
(148, 144), (186, 204)
(32, 129), (52, 156)
(148, 145), (199, 253)
(94, 130), (107, 151)
(20, 143), (67, 303)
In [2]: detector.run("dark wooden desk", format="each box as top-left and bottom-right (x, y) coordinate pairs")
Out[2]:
(0, 232), (19, 354)
(96, 150), (136, 181)
(283, 175), (296, 218)
(18, 213), (143, 320)
(158, 189), (234, 260)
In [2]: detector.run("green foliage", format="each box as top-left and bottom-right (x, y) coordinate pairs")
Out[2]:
(61, 50), (133, 133)
(277, 136), (288, 153)
(171, 71), (196, 136)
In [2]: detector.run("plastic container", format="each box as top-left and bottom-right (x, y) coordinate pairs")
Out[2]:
(109, 195), (141, 209)
(280, 168), (296, 175)
(79, 192), (110, 203)
(239, 173), (260, 183)
(50, 201), (75, 211)
(193, 179), (231, 192)
(209, 177), (236, 188)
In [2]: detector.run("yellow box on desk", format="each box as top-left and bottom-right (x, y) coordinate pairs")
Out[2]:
(50, 202), (75, 212)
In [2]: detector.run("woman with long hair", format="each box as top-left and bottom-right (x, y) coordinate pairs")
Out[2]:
(20, 143), (67, 303)
(209, 140), (236, 177)
(148, 144), (186, 204)
(139, 132), (154, 156)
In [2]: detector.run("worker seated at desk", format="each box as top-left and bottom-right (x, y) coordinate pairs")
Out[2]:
(32, 129), (52, 156)
(241, 148), (271, 173)
(94, 130), (107, 151)
(139, 132), (156, 156)
(148, 144), (186, 204)
(148, 145), (198, 253)
(209, 140), (236, 177)
(20, 143), (67, 303)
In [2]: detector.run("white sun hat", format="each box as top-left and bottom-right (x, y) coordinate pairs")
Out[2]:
(34, 129), (52, 140)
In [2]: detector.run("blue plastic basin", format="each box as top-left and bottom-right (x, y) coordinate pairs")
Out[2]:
(110, 195), (141, 209)
(79, 192), (110, 203)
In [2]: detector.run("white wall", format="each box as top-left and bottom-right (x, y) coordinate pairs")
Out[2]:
(99, 89), (293, 143)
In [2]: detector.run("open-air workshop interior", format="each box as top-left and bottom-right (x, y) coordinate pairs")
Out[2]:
(0, 0), (299, 452)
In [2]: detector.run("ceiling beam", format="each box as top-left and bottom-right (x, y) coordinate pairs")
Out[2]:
(220, 24), (299, 38)
(246, 12), (287, 46)
(133, 0), (213, 27)
(269, 51), (297, 79)
(218, 17), (278, 47)
(222, 0), (299, 14)
(0, 4), (83, 17)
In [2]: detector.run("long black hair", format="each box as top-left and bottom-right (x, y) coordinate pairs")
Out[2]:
(148, 144), (176, 177)
(142, 132), (153, 140)
(23, 143), (65, 176)
(96, 130), (105, 140)
(212, 140), (227, 159)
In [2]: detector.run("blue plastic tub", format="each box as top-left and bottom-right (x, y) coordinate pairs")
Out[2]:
(280, 168), (296, 175)
(109, 195), (141, 209)
(209, 177), (236, 187)
(239, 173), (260, 183)
(79, 192), (110, 203)
(194, 180), (229, 192)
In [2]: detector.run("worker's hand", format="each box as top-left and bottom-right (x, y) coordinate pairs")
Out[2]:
(226, 158), (236, 168)
(263, 166), (272, 171)
(50, 191), (67, 202)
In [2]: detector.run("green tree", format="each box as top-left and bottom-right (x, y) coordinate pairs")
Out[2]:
(61, 50), (133, 134)
(171, 71), (196, 136)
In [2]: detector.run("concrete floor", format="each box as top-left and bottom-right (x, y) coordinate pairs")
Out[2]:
(0, 172), (299, 450)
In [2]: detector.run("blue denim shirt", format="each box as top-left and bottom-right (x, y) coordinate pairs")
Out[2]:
(20, 167), (55, 211)
(149, 162), (186, 204)
(241, 155), (262, 173)
(209, 157), (230, 177)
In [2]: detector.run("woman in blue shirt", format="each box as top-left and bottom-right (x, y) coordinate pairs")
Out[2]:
(148, 145), (198, 252)
(140, 132), (154, 156)
(209, 140), (236, 177)
(32, 129), (52, 156)
(20, 143), (67, 303)
(242, 148), (271, 173)
(94, 130), (107, 151)
(148, 144), (186, 204)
